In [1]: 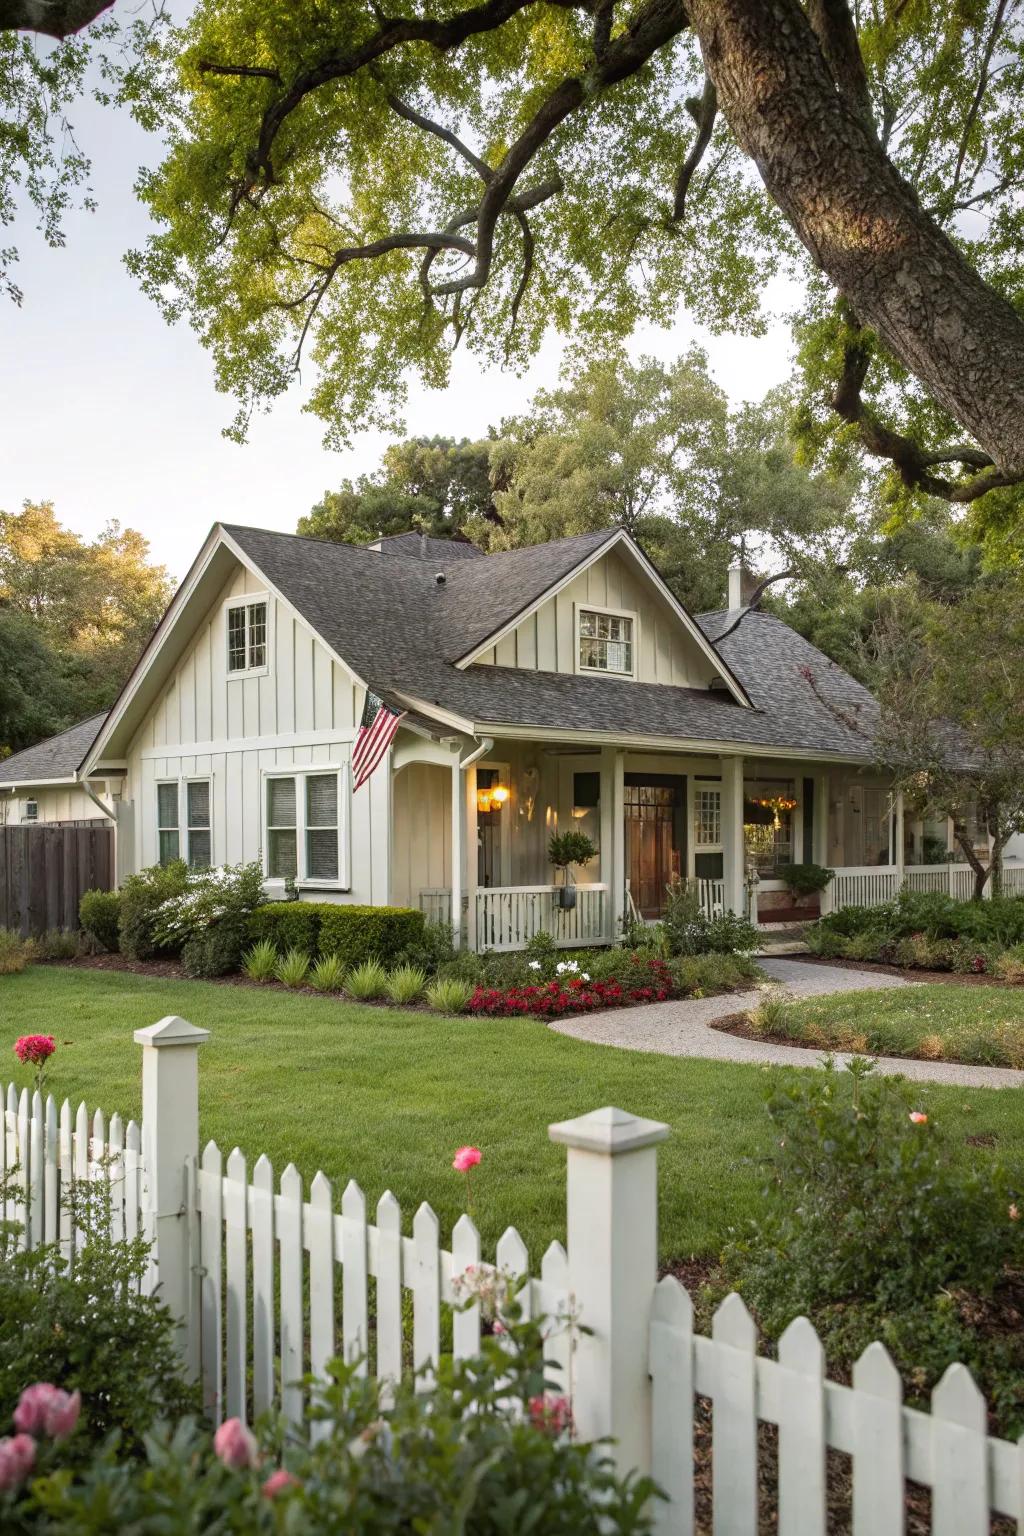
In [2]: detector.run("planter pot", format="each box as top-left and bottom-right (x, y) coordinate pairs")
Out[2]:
(558, 885), (577, 911)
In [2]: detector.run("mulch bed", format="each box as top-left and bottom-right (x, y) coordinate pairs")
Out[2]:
(710, 1008), (1024, 1071)
(795, 952), (1007, 987)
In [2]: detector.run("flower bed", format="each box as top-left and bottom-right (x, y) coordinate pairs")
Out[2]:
(472, 955), (700, 1017)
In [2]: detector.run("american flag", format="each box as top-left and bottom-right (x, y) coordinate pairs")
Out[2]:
(352, 691), (406, 790)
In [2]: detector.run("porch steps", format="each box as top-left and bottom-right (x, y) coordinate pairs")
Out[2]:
(753, 919), (814, 958)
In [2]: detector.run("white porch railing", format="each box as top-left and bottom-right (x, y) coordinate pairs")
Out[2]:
(826, 861), (1024, 912)
(476, 883), (608, 951)
(696, 877), (726, 918)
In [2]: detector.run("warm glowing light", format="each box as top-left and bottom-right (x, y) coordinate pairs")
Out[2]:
(490, 785), (509, 806)
(477, 783), (509, 814)
(477, 788), (492, 813)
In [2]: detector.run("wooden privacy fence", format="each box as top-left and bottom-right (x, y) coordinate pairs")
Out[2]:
(5, 1016), (1024, 1532)
(0, 823), (113, 937)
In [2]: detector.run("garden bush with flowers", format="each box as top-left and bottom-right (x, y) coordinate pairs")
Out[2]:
(118, 859), (266, 975)
(465, 945), (760, 1018)
(721, 1059), (1024, 1436)
(806, 888), (1024, 976)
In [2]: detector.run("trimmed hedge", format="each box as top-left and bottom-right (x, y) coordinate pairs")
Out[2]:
(245, 901), (425, 969)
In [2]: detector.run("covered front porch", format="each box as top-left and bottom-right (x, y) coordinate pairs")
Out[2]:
(390, 734), (945, 951)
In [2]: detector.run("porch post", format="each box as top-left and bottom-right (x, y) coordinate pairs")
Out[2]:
(611, 749), (626, 938)
(815, 772), (832, 913)
(599, 746), (616, 941)
(450, 758), (464, 948)
(720, 755), (745, 916)
(465, 763), (479, 950)
(894, 791), (905, 889)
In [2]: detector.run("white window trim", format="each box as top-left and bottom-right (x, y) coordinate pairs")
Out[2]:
(693, 784), (723, 852)
(574, 601), (639, 680)
(23, 800), (38, 823)
(155, 777), (214, 868)
(223, 591), (272, 680)
(261, 763), (351, 891)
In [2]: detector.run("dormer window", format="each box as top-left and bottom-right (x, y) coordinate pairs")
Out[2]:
(577, 606), (635, 677)
(226, 598), (268, 675)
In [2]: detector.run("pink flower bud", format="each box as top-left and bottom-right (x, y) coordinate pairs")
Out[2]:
(909, 1111), (928, 1125)
(13, 1384), (80, 1440)
(0, 1434), (36, 1491)
(213, 1417), (258, 1469)
(262, 1468), (299, 1498)
(452, 1146), (481, 1173)
(1010, 1204), (1020, 1222)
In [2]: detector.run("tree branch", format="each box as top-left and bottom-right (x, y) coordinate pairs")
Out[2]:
(673, 73), (717, 220)
(805, 0), (877, 140)
(198, 62), (284, 83)
(0, 0), (113, 38)
(709, 567), (795, 645)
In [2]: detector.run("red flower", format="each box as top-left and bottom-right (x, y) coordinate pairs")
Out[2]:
(14, 1035), (55, 1066)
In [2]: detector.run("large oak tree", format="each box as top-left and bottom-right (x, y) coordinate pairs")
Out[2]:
(130, 0), (1024, 514)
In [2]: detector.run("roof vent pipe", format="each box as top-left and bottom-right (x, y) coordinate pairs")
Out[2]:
(435, 572), (446, 586)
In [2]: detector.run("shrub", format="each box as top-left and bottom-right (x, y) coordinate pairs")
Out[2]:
(33, 929), (80, 961)
(318, 904), (425, 970)
(385, 963), (427, 1004)
(150, 863), (265, 975)
(425, 976), (475, 1013)
(993, 943), (1024, 985)
(747, 993), (792, 1038)
(547, 830), (598, 871)
(437, 951), (486, 985)
(309, 953), (346, 992)
(246, 900), (322, 956)
(668, 952), (760, 996)
(242, 939), (278, 982)
(181, 924), (245, 979)
(118, 861), (190, 959)
(724, 1061), (1024, 1434)
(660, 882), (758, 956)
(777, 862), (835, 898)
(803, 924), (848, 958)
(345, 958), (388, 999)
(392, 920), (456, 975)
(0, 1172), (198, 1470)
(0, 930), (35, 975)
(817, 903), (890, 939)
(842, 930), (883, 962)
(274, 948), (310, 988)
(78, 889), (120, 953)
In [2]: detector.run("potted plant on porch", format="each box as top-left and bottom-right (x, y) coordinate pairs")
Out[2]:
(777, 862), (835, 915)
(548, 830), (598, 910)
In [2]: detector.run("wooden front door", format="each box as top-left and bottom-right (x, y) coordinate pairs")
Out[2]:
(625, 779), (684, 918)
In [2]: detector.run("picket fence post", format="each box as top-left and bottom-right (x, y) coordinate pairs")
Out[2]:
(549, 1105), (670, 1479)
(134, 1016), (210, 1379)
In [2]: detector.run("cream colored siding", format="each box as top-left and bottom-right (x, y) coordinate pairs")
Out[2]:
(391, 763), (452, 907)
(474, 548), (717, 686)
(123, 558), (389, 904)
(0, 787), (106, 824)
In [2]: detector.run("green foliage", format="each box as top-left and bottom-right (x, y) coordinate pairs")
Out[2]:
(993, 945), (1024, 985)
(309, 953), (347, 993)
(425, 976), (475, 1013)
(318, 905), (425, 971)
(814, 891), (1024, 969)
(246, 900), (322, 956)
(385, 964), (427, 1005)
(724, 1061), (1024, 1433)
(0, 1172), (198, 1469)
(345, 959), (389, 1000)
(118, 860), (190, 960)
(274, 948), (311, 988)
(777, 862), (834, 898)
(242, 939), (279, 982)
(78, 889), (120, 953)
(660, 882), (758, 957)
(34, 929), (80, 961)
(150, 862), (266, 949)
(11, 1303), (656, 1534)
(0, 929), (34, 975)
(547, 831), (598, 871)
(181, 924), (244, 980)
(298, 437), (496, 545)
(666, 952), (761, 996)
(392, 920), (457, 976)
(746, 993), (792, 1038)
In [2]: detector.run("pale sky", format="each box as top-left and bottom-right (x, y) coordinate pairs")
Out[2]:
(0, 34), (800, 583)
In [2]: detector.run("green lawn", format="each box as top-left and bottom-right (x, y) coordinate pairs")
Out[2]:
(768, 982), (1024, 1068)
(4, 967), (1023, 1261)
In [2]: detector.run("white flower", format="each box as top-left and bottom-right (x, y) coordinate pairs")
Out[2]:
(581, 973), (590, 982)
(555, 960), (579, 975)
(528, 960), (542, 971)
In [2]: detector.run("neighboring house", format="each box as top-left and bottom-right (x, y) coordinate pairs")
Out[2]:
(1, 523), (1020, 949)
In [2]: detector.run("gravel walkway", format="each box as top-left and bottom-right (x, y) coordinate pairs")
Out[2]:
(548, 957), (1024, 1090)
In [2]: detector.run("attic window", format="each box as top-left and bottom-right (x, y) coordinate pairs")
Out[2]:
(226, 599), (268, 675)
(577, 606), (635, 677)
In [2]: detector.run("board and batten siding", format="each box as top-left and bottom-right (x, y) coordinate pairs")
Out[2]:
(0, 787), (111, 825)
(390, 762), (452, 908)
(123, 560), (390, 905)
(474, 548), (718, 687)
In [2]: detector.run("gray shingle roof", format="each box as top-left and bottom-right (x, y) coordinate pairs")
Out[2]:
(0, 713), (108, 785)
(372, 532), (485, 561)
(224, 524), (878, 760)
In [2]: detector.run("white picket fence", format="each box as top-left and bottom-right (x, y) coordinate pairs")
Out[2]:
(5, 1020), (1024, 1531)
(825, 861), (1005, 911)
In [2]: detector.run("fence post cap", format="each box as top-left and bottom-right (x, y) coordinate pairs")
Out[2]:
(548, 1105), (670, 1154)
(134, 1016), (211, 1049)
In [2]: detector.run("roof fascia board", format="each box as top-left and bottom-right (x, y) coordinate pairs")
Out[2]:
(388, 690), (475, 735)
(454, 528), (752, 708)
(0, 776), (78, 790)
(481, 722), (874, 765)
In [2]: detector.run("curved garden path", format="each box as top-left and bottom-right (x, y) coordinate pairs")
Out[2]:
(548, 957), (1024, 1090)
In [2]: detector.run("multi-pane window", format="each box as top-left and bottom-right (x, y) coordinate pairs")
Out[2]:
(266, 771), (344, 885)
(227, 600), (268, 673)
(694, 787), (722, 848)
(23, 800), (38, 823)
(157, 782), (180, 864)
(186, 781), (212, 869)
(578, 609), (634, 675)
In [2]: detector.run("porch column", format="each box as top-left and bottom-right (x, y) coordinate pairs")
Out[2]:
(720, 755), (745, 917)
(814, 772), (831, 912)
(599, 746), (616, 940)
(465, 763), (479, 950)
(894, 791), (905, 886)
(612, 750), (626, 938)
(450, 758), (464, 948)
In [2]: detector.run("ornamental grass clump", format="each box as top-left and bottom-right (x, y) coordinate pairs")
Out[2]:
(385, 964), (427, 1004)
(274, 948), (310, 989)
(309, 953), (346, 993)
(0, 930), (35, 976)
(241, 939), (278, 982)
(345, 958), (388, 1000)
(425, 976), (475, 1014)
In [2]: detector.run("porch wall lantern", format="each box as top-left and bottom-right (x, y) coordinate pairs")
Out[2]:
(477, 783), (510, 814)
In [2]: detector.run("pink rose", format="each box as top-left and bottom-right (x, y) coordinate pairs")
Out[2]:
(528, 1394), (572, 1435)
(13, 1384), (80, 1440)
(213, 1417), (258, 1469)
(262, 1468), (299, 1498)
(13, 1035), (55, 1067)
(452, 1146), (481, 1173)
(909, 1111), (928, 1125)
(0, 1434), (36, 1491)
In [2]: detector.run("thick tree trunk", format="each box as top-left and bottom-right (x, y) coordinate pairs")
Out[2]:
(686, 0), (1024, 477)
(0, 0), (113, 39)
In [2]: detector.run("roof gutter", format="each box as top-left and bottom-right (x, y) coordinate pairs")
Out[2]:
(459, 736), (494, 770)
